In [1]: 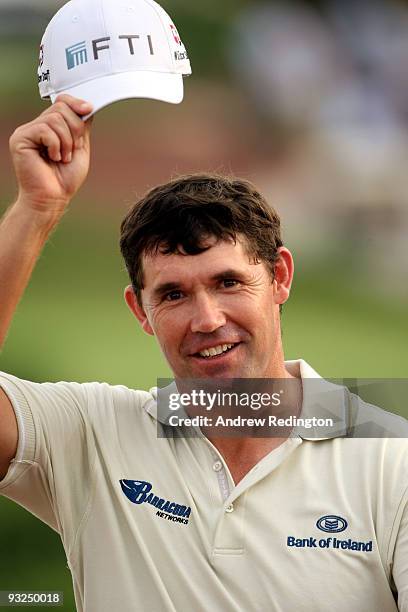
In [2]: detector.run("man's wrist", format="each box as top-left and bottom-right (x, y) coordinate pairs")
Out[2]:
(12, 195), (69, 233)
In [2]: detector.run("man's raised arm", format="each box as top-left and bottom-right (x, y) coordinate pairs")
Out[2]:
(0, 94), (93, 479)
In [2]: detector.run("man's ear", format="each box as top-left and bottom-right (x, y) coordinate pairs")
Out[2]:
(272, 247), (294, 306)
(124, 285), (155, 336)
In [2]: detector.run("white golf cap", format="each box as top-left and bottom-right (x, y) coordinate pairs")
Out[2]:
(38, 0), (192, 117)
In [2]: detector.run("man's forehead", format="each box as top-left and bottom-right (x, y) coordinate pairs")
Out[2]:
(142, 238), (256, 287)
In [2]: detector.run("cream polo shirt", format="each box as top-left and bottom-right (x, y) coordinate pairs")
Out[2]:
(1, 360), (408, 612)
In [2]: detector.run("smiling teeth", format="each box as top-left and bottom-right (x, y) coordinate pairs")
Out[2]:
(199, 344), (235, 358)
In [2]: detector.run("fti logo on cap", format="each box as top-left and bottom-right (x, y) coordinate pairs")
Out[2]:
(66, 41), (88, 70)
(65, 34), (155, 73)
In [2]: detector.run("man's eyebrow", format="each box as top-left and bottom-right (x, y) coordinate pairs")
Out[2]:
(210, 268), (249, 282)
(152, 282), (181, 298)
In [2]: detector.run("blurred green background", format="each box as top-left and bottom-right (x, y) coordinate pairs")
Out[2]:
(1, 0), (407, 609)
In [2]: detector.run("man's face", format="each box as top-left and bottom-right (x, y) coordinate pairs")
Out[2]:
(127, 237), (293, 379)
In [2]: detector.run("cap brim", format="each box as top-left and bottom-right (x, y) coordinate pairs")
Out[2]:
(51, 71), (184, 119)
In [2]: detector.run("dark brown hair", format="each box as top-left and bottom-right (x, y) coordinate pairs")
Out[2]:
(120, 173), (283, 303)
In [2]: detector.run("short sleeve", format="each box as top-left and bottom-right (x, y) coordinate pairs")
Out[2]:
(392, 488), (408, 611)
(0, 372), (96, 554)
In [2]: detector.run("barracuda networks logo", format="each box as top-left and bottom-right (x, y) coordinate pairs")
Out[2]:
(287, 515), (373, 553)
(120, 480), (191, 525)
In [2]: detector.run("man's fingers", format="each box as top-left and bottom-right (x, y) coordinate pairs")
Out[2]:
(38, 125), (63, 163)
(38, 96), (94, 158)
(44, 100), (91, 149)
(44, 113), (74, 163)
(9, 96), (94, 169)
(53, 94), (93, 117)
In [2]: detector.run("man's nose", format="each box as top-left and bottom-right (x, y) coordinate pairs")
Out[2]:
(190, 292), (226, 334)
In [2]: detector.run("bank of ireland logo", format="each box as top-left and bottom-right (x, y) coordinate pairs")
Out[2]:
(66, 41), (88, 70)
(287, 514), (372, 552)
(316, 515), (348, 533)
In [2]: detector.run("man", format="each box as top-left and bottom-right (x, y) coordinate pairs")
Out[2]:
(0, 95), (408, 611)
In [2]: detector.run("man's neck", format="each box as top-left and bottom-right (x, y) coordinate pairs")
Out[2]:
(207, 436), (289, 485)
(204, 364), (303, 485)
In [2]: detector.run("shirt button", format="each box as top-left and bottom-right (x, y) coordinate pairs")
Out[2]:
(213, 461), (223, 472)
(225, 503), (234, 513)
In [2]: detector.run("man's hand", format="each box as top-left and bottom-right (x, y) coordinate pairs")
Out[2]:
(9, 94), (93, 221)
(0, 96), (94, 474)
(0, 95), (93, 349)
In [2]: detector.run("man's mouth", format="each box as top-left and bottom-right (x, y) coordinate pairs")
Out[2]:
(193, 343), (240, 359)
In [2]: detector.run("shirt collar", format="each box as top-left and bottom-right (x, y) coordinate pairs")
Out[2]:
(286, 359), (348, 440)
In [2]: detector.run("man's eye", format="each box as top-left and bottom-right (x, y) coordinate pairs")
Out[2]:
(165, 290), (183, 302)
(222, 279), (239, 288)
